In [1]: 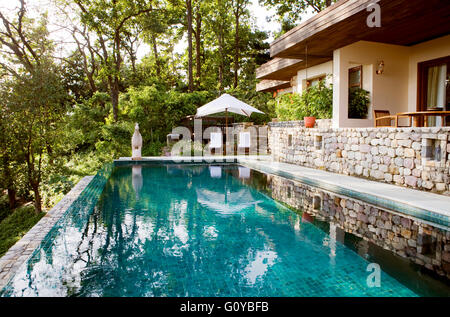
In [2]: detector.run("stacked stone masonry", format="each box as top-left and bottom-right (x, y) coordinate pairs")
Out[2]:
(266, 173), (450, 279)
(268, 121), (450, 196)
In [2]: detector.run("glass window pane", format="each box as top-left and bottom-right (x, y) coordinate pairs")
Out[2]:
(349, 68), (361, 87)
(426, 64), (446, 109)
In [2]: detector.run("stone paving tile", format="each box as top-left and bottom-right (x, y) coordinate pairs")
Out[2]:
(0, 176), (94, 290)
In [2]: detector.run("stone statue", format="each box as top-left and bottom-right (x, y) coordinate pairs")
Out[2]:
(132, 123), (142, 160)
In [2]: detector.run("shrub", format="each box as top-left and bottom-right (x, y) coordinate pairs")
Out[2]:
(0, 205), (44, 257)
(273, 79), (333, 121)
(41, 174), (75, 209)
(348, 88), (370, 119)
(142, 141), (164, 156)
(0, 195), (10, 223)
(95, 121), (134, 159)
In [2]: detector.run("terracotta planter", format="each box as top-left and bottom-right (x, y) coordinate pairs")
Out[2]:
(304, 116), (316, 128)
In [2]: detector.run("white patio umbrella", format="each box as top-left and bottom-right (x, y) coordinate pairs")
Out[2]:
(196, 188), (262, 215)
(195, 94), (264, 129)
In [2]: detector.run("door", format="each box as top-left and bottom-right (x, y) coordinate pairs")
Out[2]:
(417, 56), (450, 126)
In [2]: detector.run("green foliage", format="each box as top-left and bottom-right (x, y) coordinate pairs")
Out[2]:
(122, 85), (211, 142)
(2, 60), (71, 213)
(260, 0), (337, 35)
(41, 175), (75, 209)
(272, 80), (333, 121)
(0, 195), (11, 223)
(66, 96), (109, 150)
(0, 205), (45, 257)
(225, 88), (274, 124)
(348, 87), (370, 119)
(142, 141), (164, 157)
(95, 121), (135, 159)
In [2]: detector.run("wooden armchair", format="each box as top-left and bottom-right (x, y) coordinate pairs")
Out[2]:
(373, 110), (411, 127)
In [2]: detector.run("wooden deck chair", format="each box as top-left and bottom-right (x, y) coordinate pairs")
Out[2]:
(373, 110), (411, 127)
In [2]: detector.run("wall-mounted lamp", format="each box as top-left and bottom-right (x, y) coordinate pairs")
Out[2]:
(376, 60), (384, 75)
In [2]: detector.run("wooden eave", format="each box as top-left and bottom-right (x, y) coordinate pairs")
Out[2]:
(256, 80), (291, 92)
(270, 0), (450, 60)
(255, 58), (303, 81)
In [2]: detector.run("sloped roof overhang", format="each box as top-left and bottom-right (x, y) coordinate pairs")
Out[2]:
(257, 0), (450, 80)
(271, 0), (450, 59)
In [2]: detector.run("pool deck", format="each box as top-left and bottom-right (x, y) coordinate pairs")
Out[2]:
(238, 158), (450, 229)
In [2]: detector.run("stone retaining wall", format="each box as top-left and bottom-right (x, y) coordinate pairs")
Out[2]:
(268, 121), (450, 195)
(266, 173), (450, 279)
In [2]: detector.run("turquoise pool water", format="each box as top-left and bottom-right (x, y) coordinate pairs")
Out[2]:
(1, 164), (420, 297)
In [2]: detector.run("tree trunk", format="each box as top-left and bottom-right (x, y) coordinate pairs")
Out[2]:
(2, 152), (15, 209)
(218, 29), (224, 94)
(7, 188), (16, 210)
(186, 0), (194, 92)
(111, 81), (119, 122)
(194, 8), (202, 88)
(108, 75), (120, 122)
(32, 184), (42, 214)
(233, 2), (240, 88)
(130, 53), (137, 76)
(151, 34), (161, 77)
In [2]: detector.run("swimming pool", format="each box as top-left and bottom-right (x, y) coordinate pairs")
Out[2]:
(0, 163), (442, 296)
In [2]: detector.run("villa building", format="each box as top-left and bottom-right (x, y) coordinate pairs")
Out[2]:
(256, 0), (450, 128)
(256, 0), (450, 195)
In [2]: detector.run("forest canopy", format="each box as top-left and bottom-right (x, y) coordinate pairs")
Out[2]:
(0, 0), (329, 221)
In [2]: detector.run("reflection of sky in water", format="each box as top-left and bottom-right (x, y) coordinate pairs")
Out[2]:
(245, 250), (277, 285)
(1, 165), (417, 297)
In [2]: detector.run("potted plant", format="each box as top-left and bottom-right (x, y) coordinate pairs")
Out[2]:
(304, 116), (316, 128)
(302, 80), (333, 128)
(348, 87), (370, 119)
(272, 79), (333, 125)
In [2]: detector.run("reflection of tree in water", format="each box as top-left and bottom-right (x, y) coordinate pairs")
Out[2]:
(5, 165), (348, 297)
(65, 165), (292, 296)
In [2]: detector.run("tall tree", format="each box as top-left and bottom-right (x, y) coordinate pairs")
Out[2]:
(192, 0), (203, 88)
(0, 2), (69, 213)
(8, 62), (69, 213)
(72, 0), (154, 121)
(0, 84), (18, 210)
(185, 0), (194, 92)
(139, 0), (169, 79)
(231, 0), (250, 88)
(0, 0), (49, 77)
(71, 25), (99, 95)
(206, 0), (231, 93)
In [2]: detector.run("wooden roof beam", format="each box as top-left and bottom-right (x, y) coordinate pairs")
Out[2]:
(256, 80), (291, 92)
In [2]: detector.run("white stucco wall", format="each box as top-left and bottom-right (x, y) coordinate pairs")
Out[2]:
(289, 36), (450, 128)
(332, 41), (410, 128)
(407, 34), (450, 112)
(296, 61), (333, 92)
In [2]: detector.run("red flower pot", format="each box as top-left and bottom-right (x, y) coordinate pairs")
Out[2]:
(304, 116), (316, 128)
